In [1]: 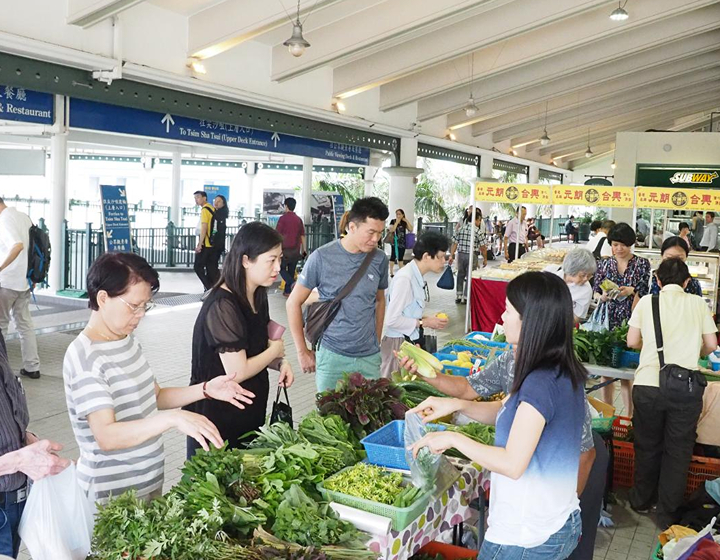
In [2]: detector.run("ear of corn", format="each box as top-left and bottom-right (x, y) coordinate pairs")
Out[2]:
(397, 341), (443, 378)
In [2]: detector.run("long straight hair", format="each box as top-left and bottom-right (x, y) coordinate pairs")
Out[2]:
(507, 271), (587, 394)
(216, 222), (282, 311)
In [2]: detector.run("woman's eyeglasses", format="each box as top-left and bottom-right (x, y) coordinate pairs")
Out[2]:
(118, 297), (155, 315)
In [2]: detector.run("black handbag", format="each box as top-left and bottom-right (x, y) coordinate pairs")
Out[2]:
(270, 386), (293, 425)
(651, 295), (707, 403)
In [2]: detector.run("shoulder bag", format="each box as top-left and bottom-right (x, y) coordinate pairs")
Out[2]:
(304, 251), (375, 350)
(651, 294), (707, 403)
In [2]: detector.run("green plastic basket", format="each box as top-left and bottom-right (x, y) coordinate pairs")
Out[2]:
(591, 415), (616, 434)
(652, 541), (662, 560)
(318, 466), (432, 531)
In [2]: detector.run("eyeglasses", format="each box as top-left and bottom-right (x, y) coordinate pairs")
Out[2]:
(118, 297), (155, 315)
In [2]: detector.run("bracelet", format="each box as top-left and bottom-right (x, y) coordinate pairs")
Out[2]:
(202, 381), (213, 400)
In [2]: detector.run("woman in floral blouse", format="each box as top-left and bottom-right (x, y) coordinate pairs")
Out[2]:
(593, 222), (651, 416)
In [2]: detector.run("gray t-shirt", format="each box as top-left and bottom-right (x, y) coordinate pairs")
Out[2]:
(468, 351), (594, 453)
(299, 240), (389, 357)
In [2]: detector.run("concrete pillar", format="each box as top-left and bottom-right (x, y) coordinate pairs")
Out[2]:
(475, 154), (496, 216)
(48, 95), (67, 293)
(170, 150), (182, 225)
(245, 163), (257, 217)
(364, 166), (376, 197)
(386, 139), (421, 225)
(302, 157), (313, 224)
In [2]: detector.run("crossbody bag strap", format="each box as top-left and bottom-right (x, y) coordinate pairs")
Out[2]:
(651, 294), (666, 369)
(334, 250), (375, 303)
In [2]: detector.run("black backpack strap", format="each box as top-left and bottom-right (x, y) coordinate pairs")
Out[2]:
(593, 236), (606, 259)
(651, 294), (666, 369)
(202, 205), (216, 244)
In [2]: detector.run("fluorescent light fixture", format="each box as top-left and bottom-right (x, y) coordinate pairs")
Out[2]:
(187, 58), (206, 75)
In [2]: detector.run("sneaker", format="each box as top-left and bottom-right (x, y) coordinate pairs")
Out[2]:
(461, 298), (467, 304)
(20, 369), (40, 380)
(455, 297), (462, 304)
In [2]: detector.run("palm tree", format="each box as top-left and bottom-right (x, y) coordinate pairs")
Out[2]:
(414, 176), (448, 221)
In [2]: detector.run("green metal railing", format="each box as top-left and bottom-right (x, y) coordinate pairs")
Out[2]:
(62, 221), (337, 291)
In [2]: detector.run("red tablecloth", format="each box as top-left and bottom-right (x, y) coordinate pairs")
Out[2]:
(470, 277), (508, 333)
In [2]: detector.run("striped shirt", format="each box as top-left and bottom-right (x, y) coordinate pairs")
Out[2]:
(63, 333), (164, 502)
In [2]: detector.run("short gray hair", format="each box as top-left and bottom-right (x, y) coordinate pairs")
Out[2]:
(562, 248), (597, 277)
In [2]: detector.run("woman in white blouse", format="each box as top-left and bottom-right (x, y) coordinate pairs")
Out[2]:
(380, 232), (450, 378)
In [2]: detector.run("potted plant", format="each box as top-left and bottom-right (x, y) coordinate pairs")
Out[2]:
(578, 213), (593, 241)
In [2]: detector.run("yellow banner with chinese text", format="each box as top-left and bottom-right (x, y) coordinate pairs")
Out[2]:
(635, 186), (720, 211)
(552, 186), (634, 208)
(474, 182), (551, 204)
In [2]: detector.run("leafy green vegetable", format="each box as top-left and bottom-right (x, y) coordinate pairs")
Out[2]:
(298, 411), (363, 466)
(426, 422), (495, 459)
(248, 422), (304, 450)
(255, 527), (378, 560)
(317, 373), (408, 438)
(271, 485), (364, 548)
(91, 491), (263, 560)
(323, 463), (422, 507)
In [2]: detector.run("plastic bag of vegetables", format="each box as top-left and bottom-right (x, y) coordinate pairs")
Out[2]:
(403, 412), (457, 493)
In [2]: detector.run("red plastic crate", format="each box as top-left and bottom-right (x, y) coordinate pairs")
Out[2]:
(415, 542), (477, 560)
(610, 416), (720, 496)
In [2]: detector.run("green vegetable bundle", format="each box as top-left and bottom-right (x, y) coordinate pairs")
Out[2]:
(298, 411), (364, 466)
(241, 443), (344, 517)
(393, 379), (447, 409)
(271, 485), (364, 548)
(426, 422), (495, 459)
(323, 463), (422, 508)
(574, 322), (630, 366)
(316, 373), (408, 438)
(255, 527), (378, 560)
(91, 491), (264, 560)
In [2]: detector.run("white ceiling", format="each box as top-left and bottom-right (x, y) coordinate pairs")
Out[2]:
(73, 0), (720, 167)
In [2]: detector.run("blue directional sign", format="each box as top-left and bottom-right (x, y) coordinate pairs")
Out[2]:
(204, 185), (230, 204)
(0, 85), (54, 125)
(70, 98), (370, 165)
(100, 185), (133, 253)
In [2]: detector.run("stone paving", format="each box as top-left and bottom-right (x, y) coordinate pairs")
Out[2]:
(11, 260), (660, 559)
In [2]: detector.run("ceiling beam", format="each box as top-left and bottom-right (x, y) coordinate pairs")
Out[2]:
(272, 0), (511, 83)
(332, 0), (615, 99)
(483, 67), (720, 141)
(491, 78), (720, 143)
(377, 0), (720, 111)
(447, 49), (720, 130)
(545, 101), (720, 158)
(514, 95), (720, 151)
(188, 0), (345, 60)
(421, 30), (720, 123)
(67, 0), (144, 27)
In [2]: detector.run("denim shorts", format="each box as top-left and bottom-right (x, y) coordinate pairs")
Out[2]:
(480, 509), (582, 560)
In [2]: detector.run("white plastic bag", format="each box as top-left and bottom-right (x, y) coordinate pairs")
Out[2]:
(18, 463), (94, 560)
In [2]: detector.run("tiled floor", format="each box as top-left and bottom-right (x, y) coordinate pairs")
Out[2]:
(11, 255), (660, 559)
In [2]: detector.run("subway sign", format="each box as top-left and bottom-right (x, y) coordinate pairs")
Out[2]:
(636, 166), (720, 188)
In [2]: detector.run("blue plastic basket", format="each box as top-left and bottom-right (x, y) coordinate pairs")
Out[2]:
(433, 352), (483, 377)
(360, 420), (411, 470)
(361, 421), (449, 471)
(464, 332), (508, 348)
(619, 350), (640, 369)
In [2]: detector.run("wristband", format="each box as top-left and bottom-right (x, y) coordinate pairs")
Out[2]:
(202, 381), (213, 400)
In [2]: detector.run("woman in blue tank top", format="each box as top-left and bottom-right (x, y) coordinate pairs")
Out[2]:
(410, 271), (588, 559)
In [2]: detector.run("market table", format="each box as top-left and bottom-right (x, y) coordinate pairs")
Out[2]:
(366, 460), (490, 560)
(470, 277), (507, 333)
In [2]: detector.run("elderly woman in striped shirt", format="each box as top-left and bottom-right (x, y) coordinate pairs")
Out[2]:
(62, 252), (254, 502)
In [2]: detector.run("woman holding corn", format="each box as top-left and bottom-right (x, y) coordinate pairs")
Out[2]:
(380, 231), (450, 378)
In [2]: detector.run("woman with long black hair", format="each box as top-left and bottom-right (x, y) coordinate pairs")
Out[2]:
(410, 271), (587, 559)
(207, 194), (229, 286)
(185, 222), (295, 457)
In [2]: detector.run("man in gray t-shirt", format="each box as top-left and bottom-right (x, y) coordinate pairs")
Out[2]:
(287, 197), (390, 392)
